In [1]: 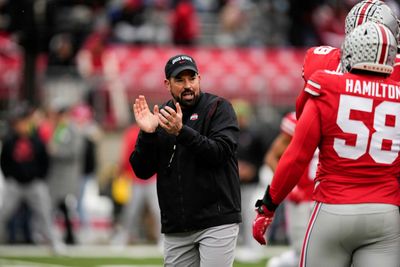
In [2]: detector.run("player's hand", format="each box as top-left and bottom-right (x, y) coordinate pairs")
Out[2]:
(133, 95), (159, 133)
(252, 204), (274, 245)
(252, 186), (278, 245)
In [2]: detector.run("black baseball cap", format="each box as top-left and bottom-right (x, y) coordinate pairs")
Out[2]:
(165, 54), (198, 79)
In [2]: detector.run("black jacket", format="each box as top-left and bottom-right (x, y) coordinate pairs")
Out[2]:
(130, 92), (242, 233)
(1, 130), (49, 184)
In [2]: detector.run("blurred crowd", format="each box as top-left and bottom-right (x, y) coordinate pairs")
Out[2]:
(0, 0), (361, 51)
(0, 0), (373, 126)
(3, 0), (392, 49)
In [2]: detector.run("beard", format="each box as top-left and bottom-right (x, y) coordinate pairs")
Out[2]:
(172, 89), (200, 108)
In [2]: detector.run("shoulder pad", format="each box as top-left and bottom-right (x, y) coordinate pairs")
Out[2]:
(303, 46), (341, 81)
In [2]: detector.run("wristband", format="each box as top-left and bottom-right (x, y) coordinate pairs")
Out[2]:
(255, 186), (279, 212)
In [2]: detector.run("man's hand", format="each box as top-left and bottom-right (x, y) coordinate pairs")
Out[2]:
(158, 102), (183, 136)
(252, 204), (275, 245)
(133, 95), (159, 133)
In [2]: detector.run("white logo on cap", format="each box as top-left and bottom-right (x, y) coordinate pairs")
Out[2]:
(172, 56), (193, 65)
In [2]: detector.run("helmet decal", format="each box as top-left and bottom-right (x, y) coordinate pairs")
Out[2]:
(376, 23), (390, 65)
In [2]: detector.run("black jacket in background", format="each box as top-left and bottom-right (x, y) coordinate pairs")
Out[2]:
(130, 92), (242, 234)
(1, 130), (49, 184)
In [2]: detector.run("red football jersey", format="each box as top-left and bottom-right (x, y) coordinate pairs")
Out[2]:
(296, 46), (400, 119)
(270, 70), (400, 206)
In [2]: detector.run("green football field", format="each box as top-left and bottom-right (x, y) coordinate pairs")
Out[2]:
(0, 245), (290, 267)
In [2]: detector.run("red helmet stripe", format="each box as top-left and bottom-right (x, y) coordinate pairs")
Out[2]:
(356, 1), (373, 26)
(377, 24), (389, 65)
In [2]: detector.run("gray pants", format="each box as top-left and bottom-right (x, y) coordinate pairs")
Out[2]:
(301, 203), (400, 267)
(113, 180), (161, 245)
(0, 179), (59, 246)
(164, 223), (239, 267)
(286, 201), (313, 256)
(239, 183), (262, 249)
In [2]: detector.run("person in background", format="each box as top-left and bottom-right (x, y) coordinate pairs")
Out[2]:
(0, 104), (64, 254)
(130, 54), (241, 266)
(46, 100), (84, 245)
(215, 0), (250, 47)
(231, 98), (267, 263)
(108, 0), (147, 44)
(170, 0), (199, 45)
(252, 22), (400, 267)
(70, 102), (103, 242)
(111, 122), (161, 249)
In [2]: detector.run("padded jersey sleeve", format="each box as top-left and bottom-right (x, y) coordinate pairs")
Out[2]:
(302, 46), (340, 82)
(296, 46), (340, 119)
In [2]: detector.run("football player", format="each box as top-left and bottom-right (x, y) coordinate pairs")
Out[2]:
(296, 0), (400, 119)
(253, 21), (400, 267)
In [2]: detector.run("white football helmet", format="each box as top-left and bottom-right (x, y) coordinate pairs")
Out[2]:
(345, 0), (399, 42)
(341, 21), (397, 74)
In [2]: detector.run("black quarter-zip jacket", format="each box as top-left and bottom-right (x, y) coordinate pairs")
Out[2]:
(130, 92), (242, 233)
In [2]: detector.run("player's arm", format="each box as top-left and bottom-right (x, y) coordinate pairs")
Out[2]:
(269, 100), (320, 203)
(253, 99), (321, 244)
(264, 132), (292, 172)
